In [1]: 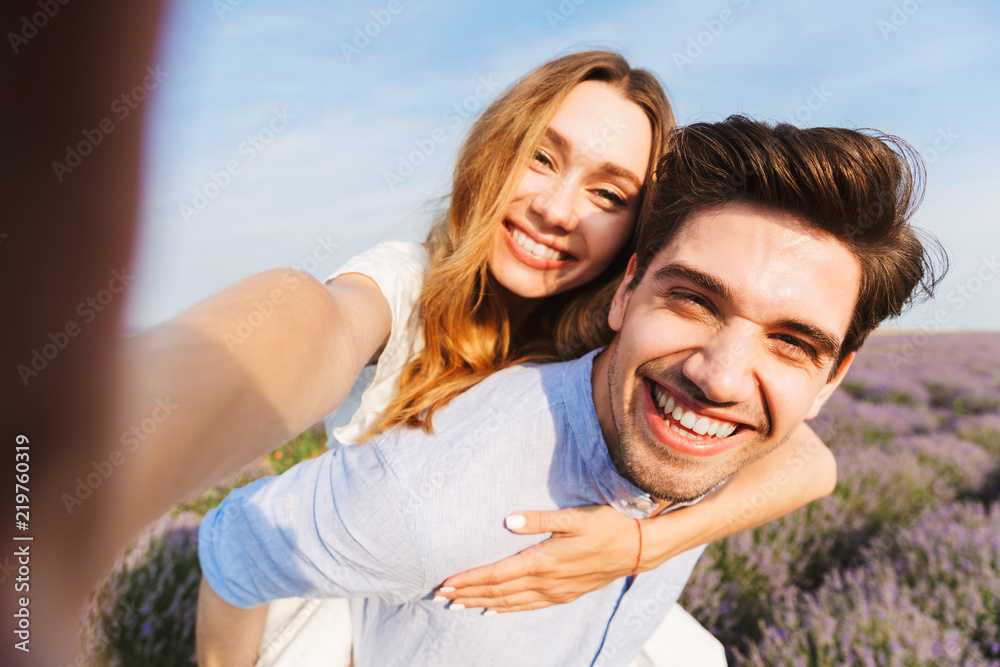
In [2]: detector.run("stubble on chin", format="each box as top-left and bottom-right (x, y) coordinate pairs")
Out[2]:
(605, 347), (772, 505)
(605, 345), (702, 503)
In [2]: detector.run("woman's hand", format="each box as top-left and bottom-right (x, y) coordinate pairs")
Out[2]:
(434, 505), (645, 613)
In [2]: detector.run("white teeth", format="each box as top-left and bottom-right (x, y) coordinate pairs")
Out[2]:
(651, 383), (738, 440)
(510, 227), (564, 261)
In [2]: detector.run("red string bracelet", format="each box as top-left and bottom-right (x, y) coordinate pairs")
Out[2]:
(632, 518), (643, 579)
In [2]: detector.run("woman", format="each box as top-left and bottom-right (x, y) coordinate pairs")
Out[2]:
(191, 51), (835, 665)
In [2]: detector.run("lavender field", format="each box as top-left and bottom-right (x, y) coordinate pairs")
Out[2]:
(83, 333), (1000, 666)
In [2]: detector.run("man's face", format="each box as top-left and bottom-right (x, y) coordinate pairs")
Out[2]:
(595, 202), (859, 503)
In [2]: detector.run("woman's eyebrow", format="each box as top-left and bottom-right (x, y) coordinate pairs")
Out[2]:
(544, 127), (570, 152)
(544, 128), (641, 189)
(600, 163), (642, 190)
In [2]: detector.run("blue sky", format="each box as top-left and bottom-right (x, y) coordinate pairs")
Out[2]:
(129, 0), (1000, 332)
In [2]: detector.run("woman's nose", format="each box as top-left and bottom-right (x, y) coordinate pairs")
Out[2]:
(529, 181), (578, 231)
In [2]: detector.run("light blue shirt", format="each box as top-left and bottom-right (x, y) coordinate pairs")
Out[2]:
(199, 350), (707, 666)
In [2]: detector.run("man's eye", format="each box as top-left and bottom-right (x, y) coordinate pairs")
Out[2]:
(773, 334), (815, 360)
(594, 188), (626, 207)
(666, 291), (713, 315)
(677, 292), (710, 308)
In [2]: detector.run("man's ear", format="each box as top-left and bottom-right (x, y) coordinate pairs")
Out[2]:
(805, 351), (855, 420)
(608, 254), (639, 333)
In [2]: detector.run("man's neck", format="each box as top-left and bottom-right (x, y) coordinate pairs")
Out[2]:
(590, 346), (618, 456)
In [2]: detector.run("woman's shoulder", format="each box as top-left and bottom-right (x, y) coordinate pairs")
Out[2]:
(332, 241), (429, 277)
(323, 240), (429, 302)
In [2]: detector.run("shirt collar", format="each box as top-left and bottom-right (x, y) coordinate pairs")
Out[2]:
(561, 349), (660, 519)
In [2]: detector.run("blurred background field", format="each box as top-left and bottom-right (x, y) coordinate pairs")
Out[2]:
(81, 333), (1000, 666)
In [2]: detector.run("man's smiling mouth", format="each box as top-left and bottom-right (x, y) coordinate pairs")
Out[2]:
(648, 381), (739, 440)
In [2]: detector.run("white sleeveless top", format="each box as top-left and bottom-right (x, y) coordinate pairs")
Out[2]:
(322, 241), (430, 447)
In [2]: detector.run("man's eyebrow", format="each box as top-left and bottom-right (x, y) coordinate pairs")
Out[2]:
(653, 263), (736, 304)
(652, 262), (842, 361)
(543, 128), (642, 191)
(775, 319), (842, 361)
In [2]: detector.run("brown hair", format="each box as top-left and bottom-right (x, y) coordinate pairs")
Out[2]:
(364, 51), (674, 438)
(632, 115), (947, 369)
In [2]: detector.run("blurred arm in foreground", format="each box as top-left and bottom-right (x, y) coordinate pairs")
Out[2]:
(2, 3), (390, 663)
(2, 1), (165, 663)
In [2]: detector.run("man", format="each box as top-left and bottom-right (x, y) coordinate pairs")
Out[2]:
(197, 116), (942, 666)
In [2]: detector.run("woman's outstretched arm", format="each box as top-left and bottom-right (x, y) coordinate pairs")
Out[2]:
(112, 269), (391, 541)
(436, 421), (834, 611)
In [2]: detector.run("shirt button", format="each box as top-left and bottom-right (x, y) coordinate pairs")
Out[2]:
(635, 499), (653, 510)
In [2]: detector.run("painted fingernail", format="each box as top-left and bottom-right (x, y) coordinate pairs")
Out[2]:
(433, 596), (448, 603)
(483, 609), (498, 616)
(449, 603), (466, 611)
(439, 586), (455, 593)
(505, 514), (526, 530)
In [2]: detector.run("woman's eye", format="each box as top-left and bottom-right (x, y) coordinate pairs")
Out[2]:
(594, 188), (626, 207)
(533, 150), (553, 168)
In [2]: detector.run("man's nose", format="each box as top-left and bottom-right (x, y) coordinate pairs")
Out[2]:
(529, 181), (578, 231)
(682, 324), (757, 405)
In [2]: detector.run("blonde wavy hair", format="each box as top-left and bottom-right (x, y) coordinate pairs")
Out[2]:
(364, 50), (674, 439)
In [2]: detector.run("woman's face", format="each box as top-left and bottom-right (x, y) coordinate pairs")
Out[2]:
(489, 80), (653, 299)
